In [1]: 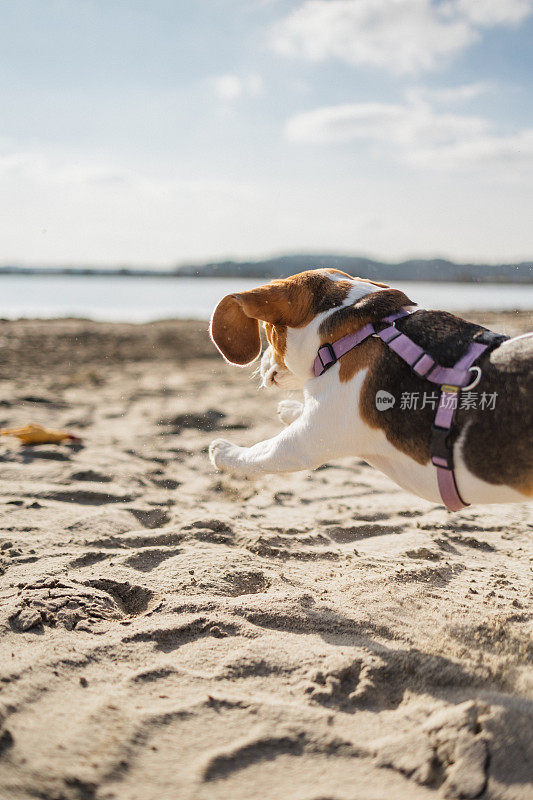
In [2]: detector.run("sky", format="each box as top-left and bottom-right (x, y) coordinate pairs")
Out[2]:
(1, 0), (533, 266)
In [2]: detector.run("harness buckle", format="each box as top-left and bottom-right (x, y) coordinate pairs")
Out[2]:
(463, 366), (482, 391)
(430, 424), (453, 470)
(317, 343), (337, 372)
(372, 319), (395, 338)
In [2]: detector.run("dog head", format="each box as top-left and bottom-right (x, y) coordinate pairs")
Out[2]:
(209, 269), (414, 388)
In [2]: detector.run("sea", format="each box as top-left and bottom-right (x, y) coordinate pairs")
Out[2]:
(1, 274), (532, 322)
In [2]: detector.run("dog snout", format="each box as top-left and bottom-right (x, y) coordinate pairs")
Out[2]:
(263, 364), (279, 388)
(260, 347), (277, 388)
(259, 345), (302, 390)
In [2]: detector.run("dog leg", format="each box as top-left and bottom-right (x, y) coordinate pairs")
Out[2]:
(277, 399), (304, 426)
(210, 405), (327, 477)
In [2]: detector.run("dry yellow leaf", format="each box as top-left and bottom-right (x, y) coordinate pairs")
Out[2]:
(0, 423), (82, 445)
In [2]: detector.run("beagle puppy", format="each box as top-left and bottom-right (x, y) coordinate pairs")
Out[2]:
(208, 269), (532, 510)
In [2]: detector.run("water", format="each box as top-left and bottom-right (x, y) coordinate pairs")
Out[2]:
(0, 274), (532, 322)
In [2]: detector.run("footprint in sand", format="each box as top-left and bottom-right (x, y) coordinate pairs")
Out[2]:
(7, 579), (130, 632)
(38, 489), (135, 505)
(124, 617), (240, 653)
(394, 563), (464, 586)
(23, 448), (72, 462)
(325, 523), (405, 543)
(150, 477), (181, 490)
(7, 578), (155, 633)
(88, 531), (184, 551)
(69, 551), (110, 568)
(182, 519), (235, 545)
(304, 652), (404, 711)
(372, 701), (489, 798)
(219, 569), (271, 597)
(123, 547), (181, 572)
(84, 578), (154, 616)
(128, 508), (171, 528)
(161, 409), (250, 434)
(70, 469), (113, 483)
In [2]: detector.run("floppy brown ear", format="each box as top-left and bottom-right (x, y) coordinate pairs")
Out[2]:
(229, 283), (290, 325)
(210, 282), (293, 365)
(209, 294), (262, 366)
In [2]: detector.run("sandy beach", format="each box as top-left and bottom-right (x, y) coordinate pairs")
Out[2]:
(0, 310), (531, 800)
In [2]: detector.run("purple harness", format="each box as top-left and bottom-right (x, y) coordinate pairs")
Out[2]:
(313, 308), (489, 512)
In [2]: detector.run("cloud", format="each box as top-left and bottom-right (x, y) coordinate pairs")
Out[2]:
(285, 96), (533, 170)
(405, 81), (494, 105)
(285, 101), (489, 146)
(270, 0), (533, 73)
(212, 73), (264, 101)
(454, 0), (533, 26)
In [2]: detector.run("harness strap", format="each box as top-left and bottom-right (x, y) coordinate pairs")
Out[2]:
(313, 307), (491, 512)
(375, 326), (488, 387)
(429, 341), (488, 511)
(313, 308), (412, 377)
(314, 322), (376, 376)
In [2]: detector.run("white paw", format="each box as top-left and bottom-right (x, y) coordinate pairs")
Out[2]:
(209, 438), (241, 472)
(277, 399), (304, 426)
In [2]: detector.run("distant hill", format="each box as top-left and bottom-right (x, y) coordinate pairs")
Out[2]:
(1, 255), (532, 283)
(174, 254), (533, 283)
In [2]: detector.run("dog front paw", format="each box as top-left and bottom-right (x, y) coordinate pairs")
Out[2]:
(209, 438), (241, 472)
(277, 399), (303, 426)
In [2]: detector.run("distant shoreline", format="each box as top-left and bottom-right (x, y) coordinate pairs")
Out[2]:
(1, 252), (532, 284)
(1, 264), (532, 284)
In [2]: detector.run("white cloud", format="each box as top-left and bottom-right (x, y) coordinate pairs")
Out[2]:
(212, 73), (264, 101)
(271, 0), (533, 73)
(285, 101), (489, 145)
(405, 81), (494, 105)
(454, 0), (533, 26)
(285, 98), (533, 170)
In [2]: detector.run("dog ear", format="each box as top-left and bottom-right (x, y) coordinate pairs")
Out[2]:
(209, 284), (290, 366)
(209, 294), (262, 366)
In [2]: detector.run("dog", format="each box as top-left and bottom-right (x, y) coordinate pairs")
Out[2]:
(208, 269), (532, 510)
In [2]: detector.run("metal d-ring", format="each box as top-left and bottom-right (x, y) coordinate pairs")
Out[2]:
(463, 366), (482, 391)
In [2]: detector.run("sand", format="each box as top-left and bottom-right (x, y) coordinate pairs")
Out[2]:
(0, 311), (531, 800)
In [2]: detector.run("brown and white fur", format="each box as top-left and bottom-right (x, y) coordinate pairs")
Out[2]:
(209, 270), (532, 508)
